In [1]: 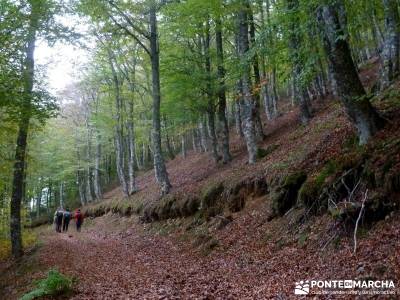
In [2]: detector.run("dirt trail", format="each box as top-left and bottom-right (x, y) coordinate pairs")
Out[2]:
(3, 205), (399, 300)
(28, 216), (268, 299)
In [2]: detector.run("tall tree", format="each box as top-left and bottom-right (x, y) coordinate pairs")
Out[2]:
(317, 3), (384, 144)
(215, 15), (231, 163)
(9, 0), (40, 258)
(286, 0), (313, 124)
(149, 3), (172, 194)
(237, 0), (258, 164)
(380, 0), (400, 89)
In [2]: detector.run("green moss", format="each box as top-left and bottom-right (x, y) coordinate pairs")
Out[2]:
(200, 182), (224, 217)
(271, 171), (307, 216)
(298, 179), (322, 208)
(282, 171), (307, 188)
(298, 162), (337, 208)
(256, 144), (279, 159)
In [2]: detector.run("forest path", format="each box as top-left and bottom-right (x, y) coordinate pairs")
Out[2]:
(32, 209), (400, 300)
(35, 215), (254, 299)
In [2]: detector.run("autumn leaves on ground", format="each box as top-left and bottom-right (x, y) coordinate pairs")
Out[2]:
(0, 59), (399, 299)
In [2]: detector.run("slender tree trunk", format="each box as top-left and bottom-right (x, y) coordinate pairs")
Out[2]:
(46, 180), (51, 214)
(163, 116), (175, 160)
(203, 20), (221, 163)
(192, 128), (199, 152)
(123, 59), (139, 194)
(248, 4), (265, 140)
(198, 117), (208, 152)
(271, 67), (279, 116)
(207, 110), (220, 162)
(94, 131), (102, 200)
(108, 50), (129, 197)
(36, 185), (42, 219)
(85, 108), (94, 203)
(149, 6), (171, 195)
(380, 0), (400, 89)
(317, 4), (385, 144)
(258, 1), (273, 119)
(10, 0), (39, 258)
(215, 16), (231, 163)
(265, 0), (279, 118)
(142, 142), (146, 167)
(127, 100), (138, 194)
(181, 134), (186, 158)
(235, 82), (244, 137)
(237, 1), (258, 164)
(286, 0), (312, 124)
(77, 170), (86, 206)
(135, 144), (142, 170)
(59, 182), (64, 209)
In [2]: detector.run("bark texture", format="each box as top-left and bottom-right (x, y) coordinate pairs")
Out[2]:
(10, 0), (39, 258)
(380, 0), (400, 89)
(286, 0), (312, 124)
(317, 4), (384, 144)
(215, 16), (231, 163)
(237, 1), (258, 164)
(149, 6), (171, 194)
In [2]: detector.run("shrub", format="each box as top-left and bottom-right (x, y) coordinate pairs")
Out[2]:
(20, 269), (73, 300)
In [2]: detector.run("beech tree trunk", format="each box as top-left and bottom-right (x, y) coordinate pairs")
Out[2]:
(10, 0), (39, 258)
(203, 20), (221, 163)
(149, 6), (171, 195)
(198, 117), (208, 152)
(286, 0), (312, 124)
(163, 116), (175, 160)
(317, 4), (384, 144)
(215, 16), (231, 163)
(77, 169), (86, 206)
(94, 130), (102, 200)
(248, 5), (265, 140)
(181, 134), (186, 158)
(380, 0), (400, 89)
(237, 1), (258, 164)
(127, 100), (138, 194)
(84, 103), (94, 203)
(108, 49), (129, 197)
(36, 184), (42, 219)
(235, 82), (244, 137)
(59, 182), (64, 209)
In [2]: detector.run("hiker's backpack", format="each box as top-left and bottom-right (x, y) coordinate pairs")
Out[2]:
(64, 211), (71, 220)
(56, 210), (63, 218)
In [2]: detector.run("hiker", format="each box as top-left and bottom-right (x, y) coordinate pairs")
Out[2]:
(74, 208), (84, 232)
(54, 208), (64, 233)
(63, 208), (71, 232)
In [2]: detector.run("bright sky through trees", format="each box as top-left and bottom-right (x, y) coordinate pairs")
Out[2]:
(35, 15), (91, 95)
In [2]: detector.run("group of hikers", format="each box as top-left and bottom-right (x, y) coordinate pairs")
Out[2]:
(54, 207), (84, 233)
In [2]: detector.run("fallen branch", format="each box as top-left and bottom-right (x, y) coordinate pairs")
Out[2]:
(353, 189), (368, 254)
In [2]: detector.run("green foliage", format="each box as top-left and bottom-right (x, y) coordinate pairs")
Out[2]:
(20, 269), (73, 300)
(0, 230), (37, 261)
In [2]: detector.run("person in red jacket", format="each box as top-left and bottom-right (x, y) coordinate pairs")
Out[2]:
(74, 209), (84, 232)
